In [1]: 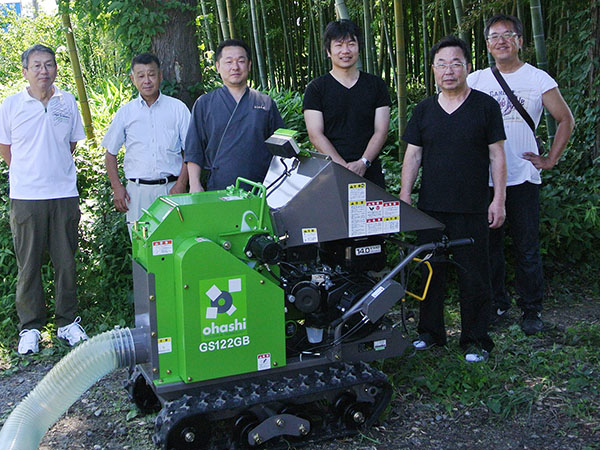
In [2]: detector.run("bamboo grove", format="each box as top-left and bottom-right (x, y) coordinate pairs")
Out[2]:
(61, 0), (599, 162)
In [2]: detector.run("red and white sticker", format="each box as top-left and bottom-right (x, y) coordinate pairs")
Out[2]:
(152, 239), (173, 256)
(257, 353), (271, 371)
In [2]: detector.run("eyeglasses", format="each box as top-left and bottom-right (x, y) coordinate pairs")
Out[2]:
(487, 31), (519, 42)
(432, 62), (466, 71)
(26, 62), (56, 73)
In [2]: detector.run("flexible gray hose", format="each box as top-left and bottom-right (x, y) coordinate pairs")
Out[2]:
(0, 327), (137, 450)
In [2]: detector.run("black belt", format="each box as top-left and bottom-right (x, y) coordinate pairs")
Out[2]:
(128, 175), (178, 185)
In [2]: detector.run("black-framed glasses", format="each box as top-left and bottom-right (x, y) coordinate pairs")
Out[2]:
(487, 31), (519, 42)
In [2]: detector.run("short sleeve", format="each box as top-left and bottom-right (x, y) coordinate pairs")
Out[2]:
(536, 69), (558, 95)
(401, 102), (424, 147)
(101, 107), (126, 155)
(374, 77), (392, 108)
(302, 78), (323, 112)
(177, 103), (191, 150)
(70, 97), (86, 142)
(485, 96), (506, 144)
(0, 99), (11, 145)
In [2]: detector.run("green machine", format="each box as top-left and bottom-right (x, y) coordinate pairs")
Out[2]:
(131, 181), (285, 385)
(127, 146), (470, 449)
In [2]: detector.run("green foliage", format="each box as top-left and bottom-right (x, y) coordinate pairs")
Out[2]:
(388, 314), (600, 421)
(71, 0), (168, 54)
(0, 12), (64, 91)
(539, 166), (600, 266)
(268, 89), (308, 144)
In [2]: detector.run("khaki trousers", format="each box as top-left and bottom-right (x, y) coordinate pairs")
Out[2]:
(10, 197), (80, 330)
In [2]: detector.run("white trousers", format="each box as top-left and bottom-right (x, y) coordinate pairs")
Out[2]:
(126, 180), (176, 237)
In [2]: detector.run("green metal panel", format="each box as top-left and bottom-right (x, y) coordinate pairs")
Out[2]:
(175, 238), (285, 381)
(131, 185), (285, 385)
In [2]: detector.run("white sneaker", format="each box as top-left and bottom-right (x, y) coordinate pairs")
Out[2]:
(18, 329), (41, 355)
(57, 316), (89, 346)
(465, 350), (489, 363)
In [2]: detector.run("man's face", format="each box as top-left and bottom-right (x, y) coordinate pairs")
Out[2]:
(327, 35), (359, 69)
(486, 21), (522, 63)
(22, 51), (57, 91)
(130, 62), (162, 101)
(432, 46), (471, 92)
(216, 46), (250, 88)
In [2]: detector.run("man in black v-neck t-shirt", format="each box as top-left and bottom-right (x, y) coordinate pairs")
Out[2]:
(303, 20), (390, 188)
(401, 36), (506, 363)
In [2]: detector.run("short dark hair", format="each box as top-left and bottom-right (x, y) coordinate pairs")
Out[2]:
(484, 13), (523, 38)
(323, 19), (363, 53)
(130, 53), (161, 72)
(216, 39), (252, 61)
(429, 35), (471, 63)
(21, 44), (55, 69)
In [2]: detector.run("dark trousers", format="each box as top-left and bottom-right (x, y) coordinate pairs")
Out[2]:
(489, 182), (544, 313)
(417, 211), (494, 352)
(10, 197), (80, 330)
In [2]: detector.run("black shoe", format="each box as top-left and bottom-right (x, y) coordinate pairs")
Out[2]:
(521, 311), (543, 335)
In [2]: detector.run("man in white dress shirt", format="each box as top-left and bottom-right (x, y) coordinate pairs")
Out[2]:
(103, 53), (191, 234)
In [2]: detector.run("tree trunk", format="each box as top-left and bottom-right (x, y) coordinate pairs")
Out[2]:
(363, 0), (373, 73)
(452, 0), (469, 47)
(216, 0), (230, 40)
(395, 0), (407, 158)
(249, 0), (267, 88)
(152, 0), (202, 108)
(421, 0), (431, 95)
(259, 0), (276, 88)
(200, 0), (216, 54)
(380, 0), (396, 85)
(529, 0), (556, 142)
(335, 0), (350, 20)
(59, 1), (95, 143)
(278, 0), (296, 89)
(225, 0), (235, 38)
(410, 0), (420, 83)
(308, 0), (323, 75)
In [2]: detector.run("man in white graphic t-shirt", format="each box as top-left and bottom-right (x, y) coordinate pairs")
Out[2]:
(467, 13), (574, 335)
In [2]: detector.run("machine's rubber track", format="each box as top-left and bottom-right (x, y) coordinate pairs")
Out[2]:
(153, 361), (392, 449)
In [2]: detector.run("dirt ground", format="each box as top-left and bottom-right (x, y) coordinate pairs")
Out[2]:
(1, 300), (598, 450)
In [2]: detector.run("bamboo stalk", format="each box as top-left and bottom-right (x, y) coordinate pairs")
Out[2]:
(394, 0), (407, 157)
(60, 4), (95, 145)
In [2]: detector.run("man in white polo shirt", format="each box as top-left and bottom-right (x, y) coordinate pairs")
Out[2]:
(103, 53), (190, 235)
(0, 44), (88, 354)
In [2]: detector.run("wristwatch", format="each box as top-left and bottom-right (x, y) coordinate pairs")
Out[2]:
(360, 157), (371, 168)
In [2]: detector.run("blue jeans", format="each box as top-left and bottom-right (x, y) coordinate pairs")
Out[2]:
(489, 182), (544, 313)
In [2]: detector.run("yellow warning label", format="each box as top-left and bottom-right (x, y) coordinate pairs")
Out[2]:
(349, 183), (366, 189)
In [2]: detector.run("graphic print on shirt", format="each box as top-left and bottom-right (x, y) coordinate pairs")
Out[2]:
(486, 89), (526, 122)
(49, 98), (72, 126)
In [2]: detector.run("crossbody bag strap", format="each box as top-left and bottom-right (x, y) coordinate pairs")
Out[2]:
(491, 65), (536, 134)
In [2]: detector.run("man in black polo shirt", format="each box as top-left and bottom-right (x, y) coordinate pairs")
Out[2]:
(400, 36), (507, 362)
(303, 19), (390, 188)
